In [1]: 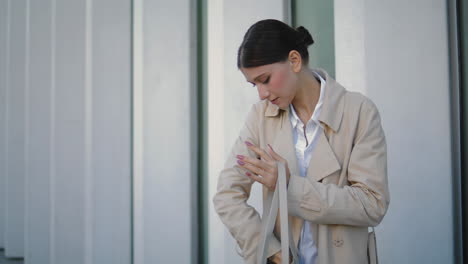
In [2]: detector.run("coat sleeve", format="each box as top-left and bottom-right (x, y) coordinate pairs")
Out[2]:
(287, 98), (390, 227)
(212, 103), (281, 263)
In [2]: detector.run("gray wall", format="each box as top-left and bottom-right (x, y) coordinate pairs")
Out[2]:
(335, 0), (454, 263)
(1, 0), (132, 263)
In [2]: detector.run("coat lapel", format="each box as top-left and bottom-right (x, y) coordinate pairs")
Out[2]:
(306, 68), (344, 182)
(306, 128), (341, 182)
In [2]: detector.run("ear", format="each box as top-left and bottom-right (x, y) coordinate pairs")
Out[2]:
(288, 50), (303, 73)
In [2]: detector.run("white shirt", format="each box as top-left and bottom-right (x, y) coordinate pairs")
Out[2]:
(288, 71), (325, 264)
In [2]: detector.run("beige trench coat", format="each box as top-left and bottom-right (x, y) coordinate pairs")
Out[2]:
(213, 68), (390, 264)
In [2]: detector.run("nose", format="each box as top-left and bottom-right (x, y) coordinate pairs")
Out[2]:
(257, 85), (270, 100)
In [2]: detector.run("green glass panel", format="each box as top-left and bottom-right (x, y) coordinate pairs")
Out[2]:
(292, 0), (335, 78)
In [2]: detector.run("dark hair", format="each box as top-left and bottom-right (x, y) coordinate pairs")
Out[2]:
(237, 19), (314, 68)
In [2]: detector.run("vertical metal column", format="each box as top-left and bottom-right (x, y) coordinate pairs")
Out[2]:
(447, 0), (463, 263)
(456, 0), (468, 262)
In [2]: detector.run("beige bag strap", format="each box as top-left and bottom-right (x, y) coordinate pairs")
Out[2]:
(368, 226), (379, 264)
(257, 161), (299, 264)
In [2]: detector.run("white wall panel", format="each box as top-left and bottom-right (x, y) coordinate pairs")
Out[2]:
(335, 0), (453, 263)
(1, 0), (132, 262)
(0, 0), (9, 250)
(90, 0), (132, 263)
(133, 0), (198, 263)
(26, 0), (53, 262)
(53, 0), (88, 261)
(334, 0), (367, 93)
(52, 0), (132, 263)
(5, 0), (27, 257)
(20, 0), (132, 263)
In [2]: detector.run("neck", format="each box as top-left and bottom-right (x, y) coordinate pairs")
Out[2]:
(291, 68), (321, 119)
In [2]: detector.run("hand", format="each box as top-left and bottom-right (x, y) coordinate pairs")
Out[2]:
(236, 141), (291, 191)
(268, 251), (293, 264)
(268, 251), (282, 264)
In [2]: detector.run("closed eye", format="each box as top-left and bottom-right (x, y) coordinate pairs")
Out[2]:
(248, 76), (270, 87)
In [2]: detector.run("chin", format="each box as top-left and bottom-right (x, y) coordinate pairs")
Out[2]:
(278, 103), (288, 110)
(278, 100), (290, 110)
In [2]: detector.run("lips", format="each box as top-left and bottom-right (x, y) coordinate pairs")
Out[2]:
(271, 98), (279, 104)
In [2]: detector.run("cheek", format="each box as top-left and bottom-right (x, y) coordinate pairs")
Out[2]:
(271, 70), (294, 95)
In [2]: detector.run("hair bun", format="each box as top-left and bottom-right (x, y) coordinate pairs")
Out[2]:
(296, 26), (314, 46)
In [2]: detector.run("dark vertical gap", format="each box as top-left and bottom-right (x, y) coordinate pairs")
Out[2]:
(197, 0), (207, 263)
(448, 0), (463, 262)
(129, 0), (134, 263)
(291, 0), (297, 27)
(458, 0), (467, 261)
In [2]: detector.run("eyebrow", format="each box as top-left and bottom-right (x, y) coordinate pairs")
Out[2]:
(247, 72), (268, 84)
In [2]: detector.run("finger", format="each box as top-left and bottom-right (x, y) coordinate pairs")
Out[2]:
(237, 155), (274, 173)
(245, 171), (265, 184)
(242, 162), (269, 177)
(238, 159), (271, 179)
(245, 141), (274, 162)
(245, 172), (275, 190)
(267, 144), (286, 162)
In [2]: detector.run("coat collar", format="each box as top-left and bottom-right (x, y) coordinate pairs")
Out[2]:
(264, 68), (346, 133)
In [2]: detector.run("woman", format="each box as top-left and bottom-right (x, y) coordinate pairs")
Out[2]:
(213, 19), (389, 264)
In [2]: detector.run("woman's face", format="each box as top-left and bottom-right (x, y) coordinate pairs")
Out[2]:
(240, 61), (298, 110)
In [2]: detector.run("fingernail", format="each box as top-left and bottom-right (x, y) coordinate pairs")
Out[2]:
(245, 141), (253, 146)
(237, 160), (245, 165)
(236, 154), (244, 160)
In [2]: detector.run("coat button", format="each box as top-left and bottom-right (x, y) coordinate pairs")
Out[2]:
(333, 239), (344, 247)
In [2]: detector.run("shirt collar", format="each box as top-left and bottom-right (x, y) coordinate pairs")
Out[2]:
(288, 71), (326, 128)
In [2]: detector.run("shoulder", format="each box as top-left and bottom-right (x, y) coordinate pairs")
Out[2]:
(340, 89), (385, 143)
(336, 87), (384, 140)
(248, 99), (274, 119)
(252, 99), (269, 111)
(240, 99), (269, 131)
(342, 89), (381, 118)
